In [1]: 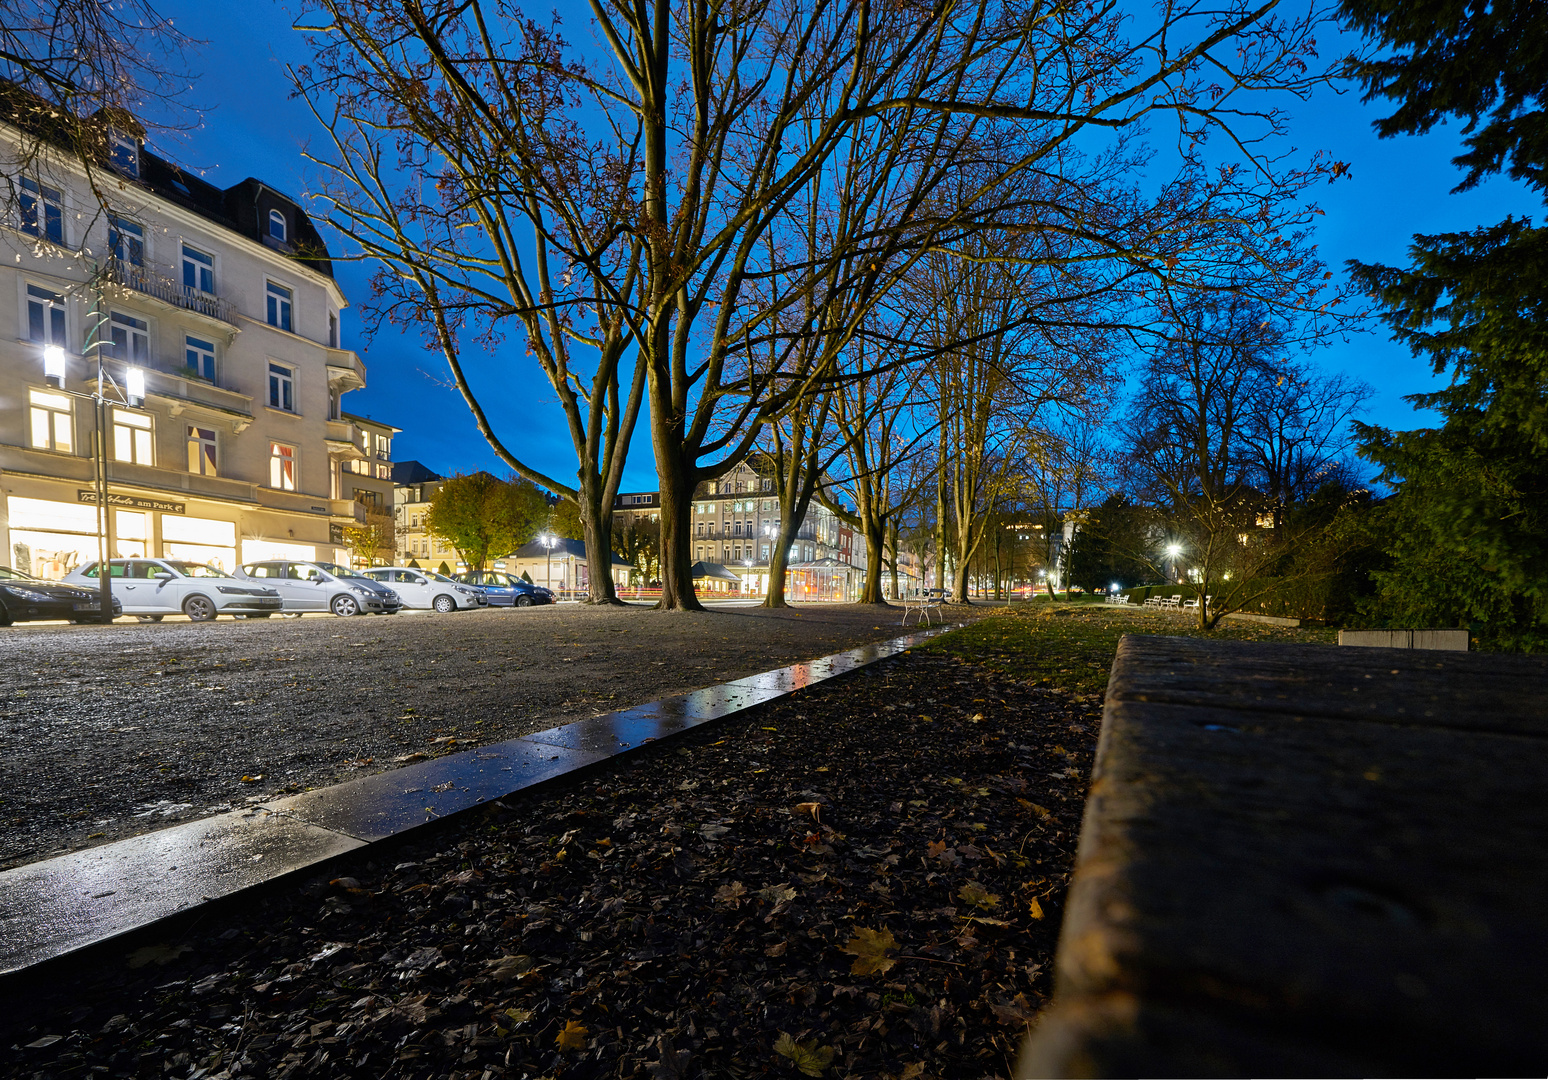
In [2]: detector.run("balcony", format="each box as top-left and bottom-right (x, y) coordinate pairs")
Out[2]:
(325, 418), (366, 459)
(325, 348), (367, 392)
(106, 258), (237, 327)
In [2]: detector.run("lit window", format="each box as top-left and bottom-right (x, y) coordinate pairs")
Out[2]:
(28, 388), (72, 452)
(108, 216), (144, 266)
(268, 362), (295, 411)
(108, 311), (149, 364)
(187, 426), (217, 476)
(181, 244), (215, 294)
(26, 284), (66, 346)
(112, 409), (153, 464)
(109, 130), (140, 177)
(269, 442), (296, 490)
(375, 433), (390, 458)
(18, 178), (63, 244)
(185, 335), (215, 380)
(268, 209), (287, 242)
(266, 281), (292, 332)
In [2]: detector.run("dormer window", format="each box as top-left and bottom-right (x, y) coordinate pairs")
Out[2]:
(109, 129), (139, 178)
(268, 209), (287, 242)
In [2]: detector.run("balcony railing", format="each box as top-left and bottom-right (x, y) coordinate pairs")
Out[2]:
(107, 257), (237, 325)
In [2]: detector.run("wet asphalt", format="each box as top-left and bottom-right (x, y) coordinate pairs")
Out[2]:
(0, 601), (960, 871)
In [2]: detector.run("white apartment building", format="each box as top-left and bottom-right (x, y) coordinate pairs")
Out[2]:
(0, 106), (386, 577)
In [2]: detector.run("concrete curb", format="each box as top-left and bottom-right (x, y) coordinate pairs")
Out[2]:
(0, 623), (961, 977)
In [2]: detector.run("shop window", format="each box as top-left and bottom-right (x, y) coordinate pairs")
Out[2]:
(18, 178), (63, 244)
(187, 426), (218, 476)
(269, 442), (296, 490)
(111, 408), (153, 464)
(108, 311), (149, 364)
(28, 388), (72, 452)
(26, 284), (66, 346)
(115, 511), (148, 558)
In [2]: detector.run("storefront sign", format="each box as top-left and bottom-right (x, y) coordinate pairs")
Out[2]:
(78, 491), (186, 514)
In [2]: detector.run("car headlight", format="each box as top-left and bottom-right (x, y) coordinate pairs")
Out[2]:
(456, 586), (475, 595)
(3, 586), (57, 603)
(350, 584), (373, 595)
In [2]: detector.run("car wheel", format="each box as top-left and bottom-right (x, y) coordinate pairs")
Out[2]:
(432, 594), (456, 613)
(136, 614), (164, 623)
(0, 605), (12, 627)
(515, 594), (533, 607)
(281, 612), (303, 619)
(182, 595), (217, 622)
(331, 594), (361, 617)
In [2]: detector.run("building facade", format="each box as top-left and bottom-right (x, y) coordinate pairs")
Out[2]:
(391, 461), (454, 568)
(1, 108), (386, 577)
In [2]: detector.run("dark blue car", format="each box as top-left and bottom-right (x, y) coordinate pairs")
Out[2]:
(454, 570), (554, 607)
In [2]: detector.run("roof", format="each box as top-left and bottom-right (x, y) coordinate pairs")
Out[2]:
(691, 561), (744, 582)
(340, 413), (402, 434)
(392, 461), (442, 484)
(512, 537), (629, 567)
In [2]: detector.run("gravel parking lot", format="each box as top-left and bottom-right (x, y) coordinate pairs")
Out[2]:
(0, 602), (986, 871)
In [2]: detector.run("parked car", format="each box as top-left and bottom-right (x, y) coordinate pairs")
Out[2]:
(0, 565), (122, 625)
(63, 558), (282, 622)
(359, 567), (483, 612)
(235, 560), (401, 617)
(454, 570), (554, 607)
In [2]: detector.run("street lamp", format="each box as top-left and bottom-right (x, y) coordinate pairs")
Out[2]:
(40, 327), (144, 624)
(1164, 542), (1183, 584)
(539, 532), (555, 595)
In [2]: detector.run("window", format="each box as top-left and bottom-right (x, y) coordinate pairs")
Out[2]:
(328, 312), (338, 348)
(28, 389), (72, 452)
(268, 209), (287, 242)
(762, 478), (772, 491)
(269, 442), (296, 490)
(266, 281), (292, 332)
(375, 433), (390, 459)
(109, 129), (140, 177)
(761, 544), (769, 560)
(187, 426), (217, 476)
(112, 409), (153, 464)
(268, 362), (295, 411)
(734, 521), (743, 536)
(18, 178), (63, 244)
(181, 244), (215, 295)
(26, 284), (66, 346)
(185, 335), (215, 380)
(108, 216), (144, 266)
(108, 311), (149, 364)
(696, 522), (704, 536)
(376, 464), (391, 479)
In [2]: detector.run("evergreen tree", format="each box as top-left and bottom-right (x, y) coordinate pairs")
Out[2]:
(1341, 0), (1548, 646)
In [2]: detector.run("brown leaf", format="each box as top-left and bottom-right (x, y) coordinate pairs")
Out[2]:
(1028, 896), (1045, 920)
(989, 993), (1040, 1025)
(841, 926), (898, 977)
(774, 1032), (836, 1076)
(958, 881), (1000, 910)
(484, 955), (535, 982)
(794, 801), (822, 823)
(714, 881), (747, 905)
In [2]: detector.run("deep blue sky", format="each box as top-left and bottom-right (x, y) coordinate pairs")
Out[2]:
(152, 1), (1539, 489)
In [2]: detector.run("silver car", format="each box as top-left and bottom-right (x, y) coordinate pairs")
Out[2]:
(235, 560), (401, 617)
(63, 558), (282, 622)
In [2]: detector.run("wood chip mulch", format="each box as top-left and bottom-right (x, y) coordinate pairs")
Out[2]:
(2, 649), (1100, 1080)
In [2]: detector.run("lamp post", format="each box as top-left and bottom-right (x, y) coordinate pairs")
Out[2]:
(1164, 542), (1183, 584)
(41, 285), (141, 624)
(539, 532), (555, 596)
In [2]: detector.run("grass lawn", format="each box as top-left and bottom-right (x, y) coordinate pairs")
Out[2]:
(919, 601), (1339, 696)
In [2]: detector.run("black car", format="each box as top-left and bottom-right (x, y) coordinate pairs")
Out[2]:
(0, 566), (121, 625)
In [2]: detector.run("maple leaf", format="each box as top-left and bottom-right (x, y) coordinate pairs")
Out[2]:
(841, 926), (898, 976)
(715, 881), (747, 905)
(958, 881), (1001, 910)
(555, 1020), (589, 1051)
(774, 1032), (836, 1076)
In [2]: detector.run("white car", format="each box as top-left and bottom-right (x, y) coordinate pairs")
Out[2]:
(234, 560), (401, 617)
(64, 558), (282, 622)
(360, 567), (482, 612)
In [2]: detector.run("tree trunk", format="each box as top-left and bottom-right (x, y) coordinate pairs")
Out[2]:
(578, 479), (623, 605)
(857, 519), (888, 604)
(887, 519), (900, 599)
(653, 446), (703, 611)
(763, 525), (793, 608)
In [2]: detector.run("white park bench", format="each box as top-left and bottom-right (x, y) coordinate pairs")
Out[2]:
(901, 588), (948, 627)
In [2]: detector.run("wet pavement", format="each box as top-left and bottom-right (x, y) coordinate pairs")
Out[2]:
(0, 624), (957, 976)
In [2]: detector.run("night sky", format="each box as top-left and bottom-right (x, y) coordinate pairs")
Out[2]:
(150, 1), (1539, 491)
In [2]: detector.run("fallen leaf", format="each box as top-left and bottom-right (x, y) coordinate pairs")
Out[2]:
(239, 774), (264, 783)
(989, 993), (1040, 1025)
(484, 954), (535, 982)
(1028, 896), (1045, 920)
(714, 881), (747, 905)
(765, 941), (788, 957)
(841, 926), (898, 976)
(758, 883), (797, 905)
(794, 801), (822, 823)
(125, 943), (192, 969)
(774, 1032), (836, 1076)
(556, 1019), (588, 1051)
(958, 881), (1000, 910)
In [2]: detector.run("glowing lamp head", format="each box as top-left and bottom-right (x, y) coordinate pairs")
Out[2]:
(126, 366), (145, 407)
(1165, 543), (1182, 558)
(43, 344), (66, 387)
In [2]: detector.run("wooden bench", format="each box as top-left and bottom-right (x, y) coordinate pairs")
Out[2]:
(1018, 635), (1548, 1076)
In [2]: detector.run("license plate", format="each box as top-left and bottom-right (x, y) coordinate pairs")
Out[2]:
(71, 602), (100, 611)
